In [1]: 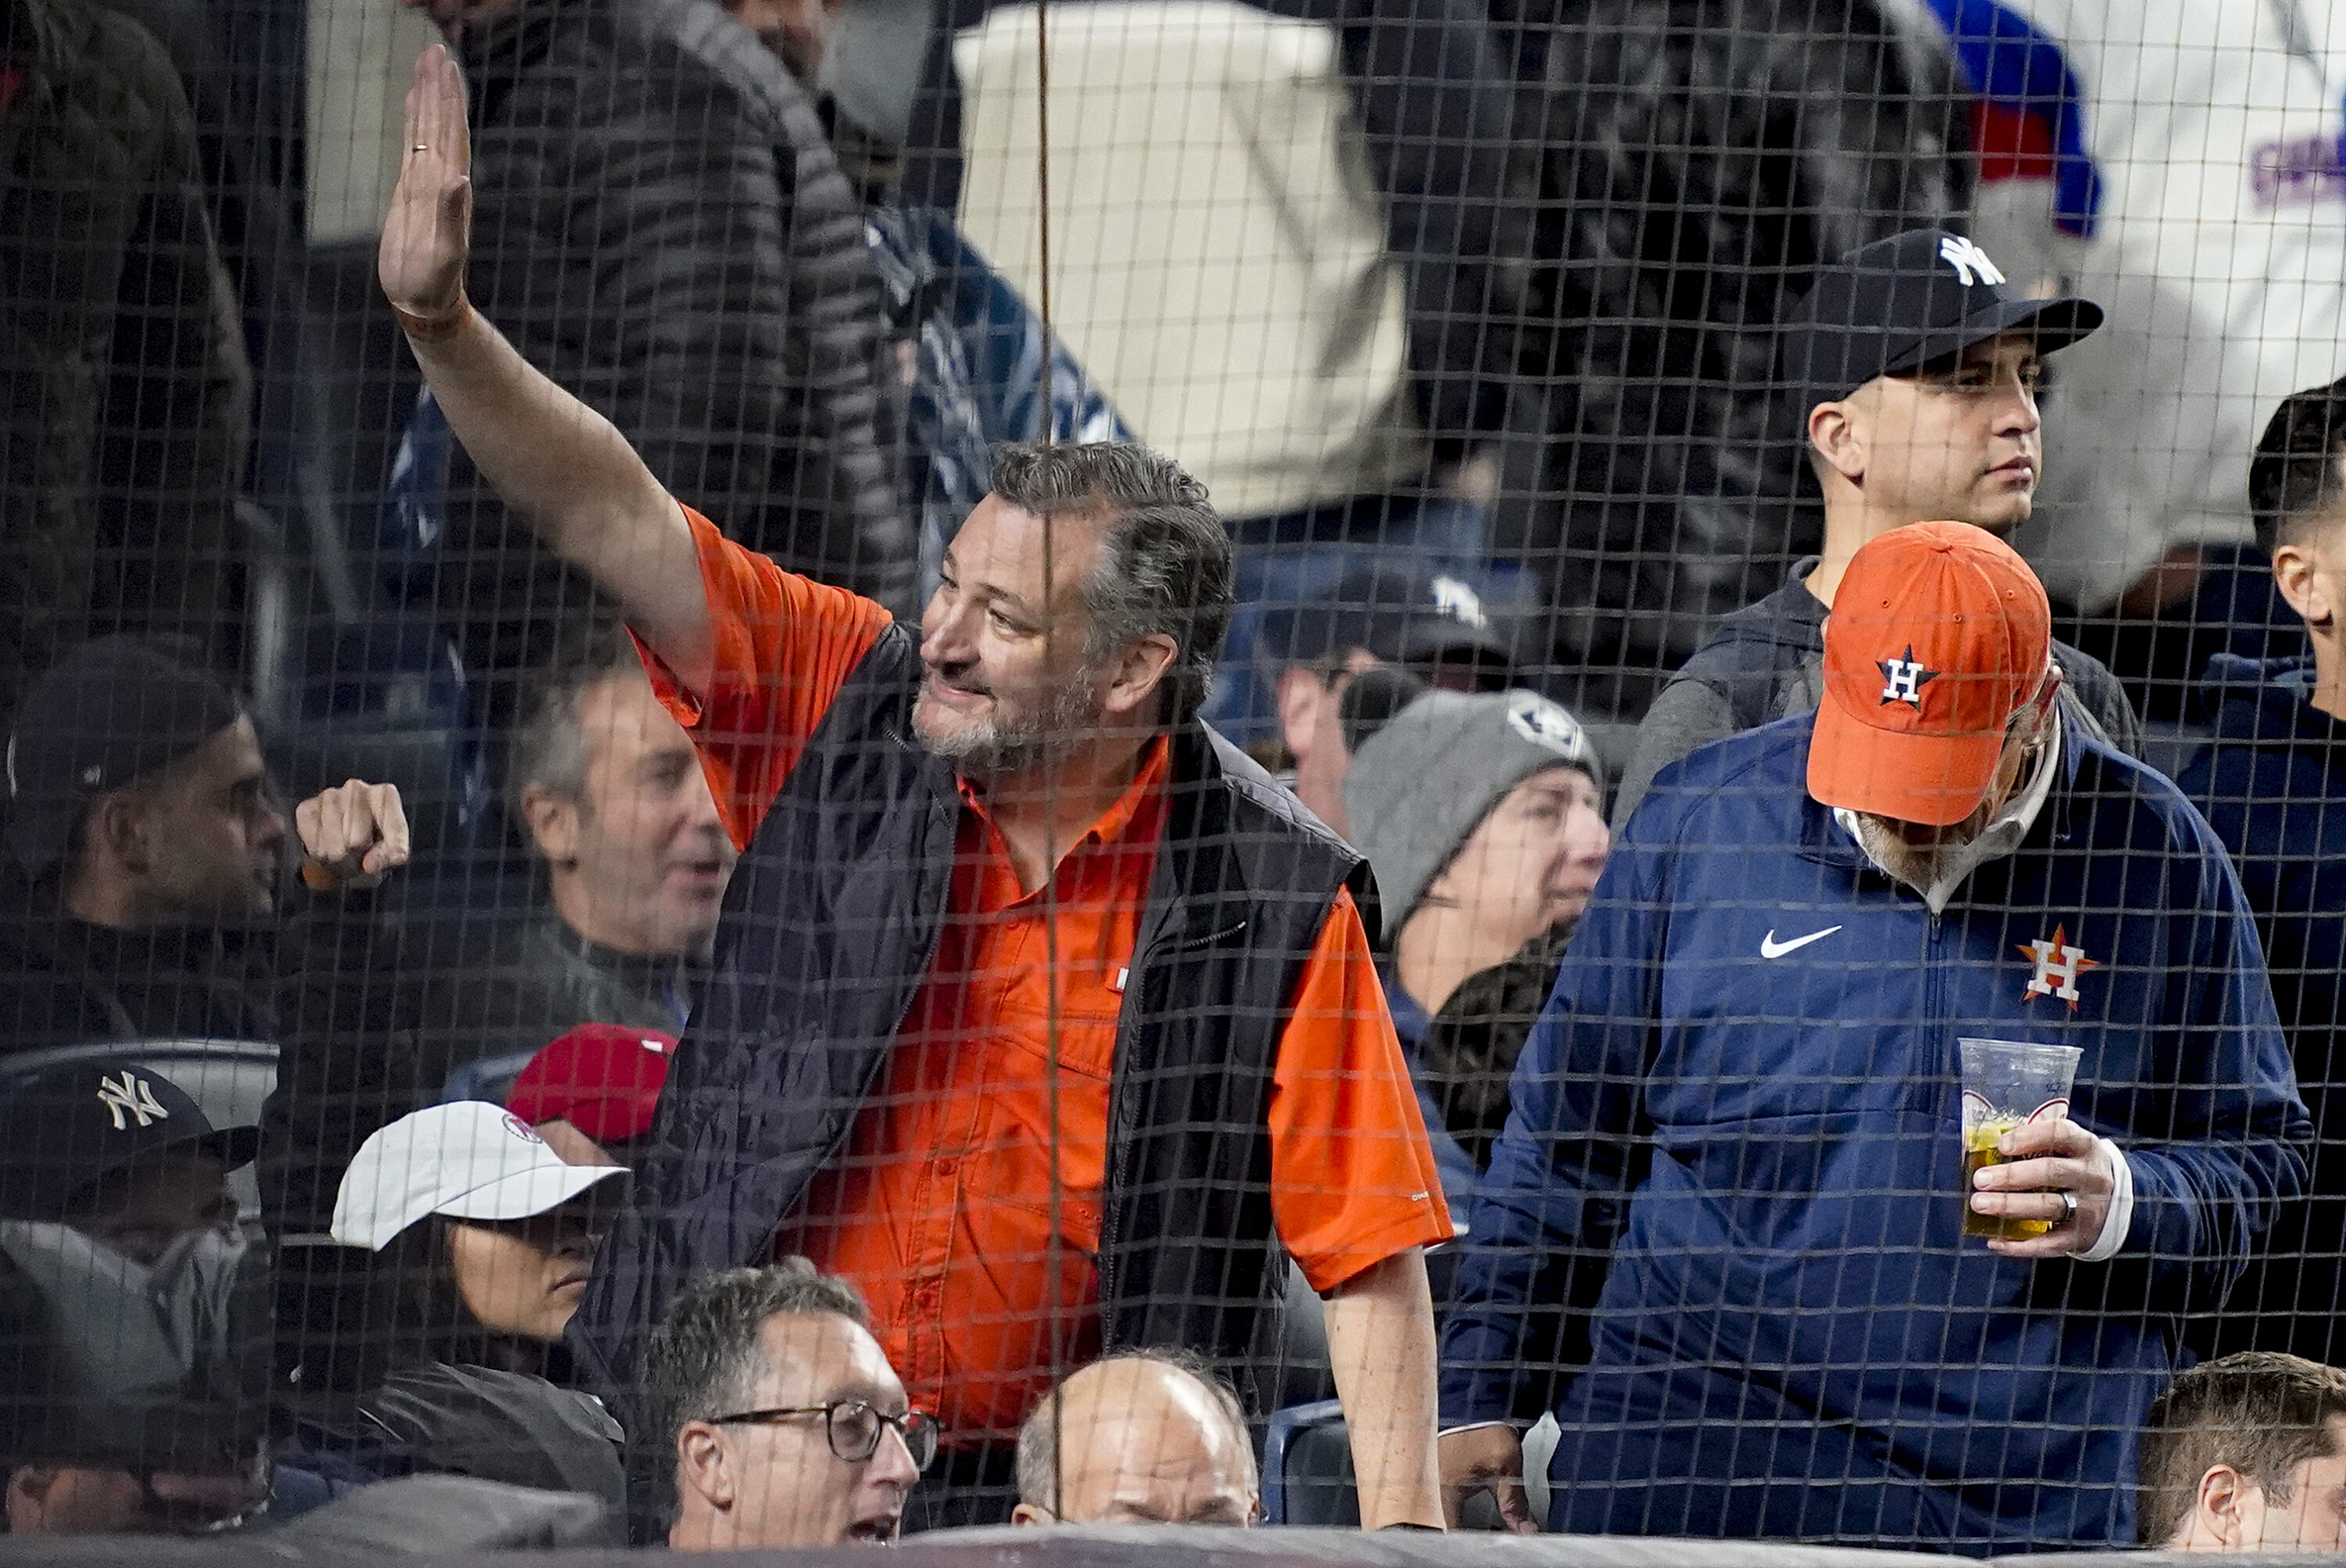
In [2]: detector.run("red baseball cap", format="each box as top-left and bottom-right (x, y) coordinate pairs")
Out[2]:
(1808, 522), (2053, 827)
(504, 1023), (679, 1145)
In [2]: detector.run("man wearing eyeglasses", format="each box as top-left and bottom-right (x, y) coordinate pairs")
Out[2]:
(650, 1261), (935, 1548)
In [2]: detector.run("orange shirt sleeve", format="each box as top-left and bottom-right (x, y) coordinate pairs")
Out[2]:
(1268, 887), (1457, 1294)
(634, 504), (894, 849)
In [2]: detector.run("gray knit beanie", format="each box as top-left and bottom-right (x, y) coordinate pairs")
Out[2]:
(1343, 689), (1604, 932)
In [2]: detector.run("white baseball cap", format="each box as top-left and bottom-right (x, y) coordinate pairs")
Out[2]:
(332, 1101), (628, 1252)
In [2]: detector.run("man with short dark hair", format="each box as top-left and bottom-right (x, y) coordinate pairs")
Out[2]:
(2179, 378), (2346, 1368)
(1441, 522), (2306, 1548)
(382, 51), (1452, 1534)
(1612, 228), (2143, 825)
(1011, 1352), (1257, 1527)
(647, 1261), (929, 1549)
(2138, 1352), (2346, 1552)
(0, 637), (290, 1051)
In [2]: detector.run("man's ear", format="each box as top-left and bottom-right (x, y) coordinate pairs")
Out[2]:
(519, 784), (582, 867)
(1808, 399), (1865, 486)
(1275, 667), (1329, 755)
(1099, 633), (1181, 720)
(676, 1422), (734, 1511)
(2272, 541), (2336, 630)
(88, 791), (154, 877)
(1010, 1502), (1050, 1527)
(2194, 1462), (2257, 1550)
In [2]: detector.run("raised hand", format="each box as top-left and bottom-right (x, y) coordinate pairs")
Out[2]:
(295, 780), (412, 891)
(379, 44), (473, 332)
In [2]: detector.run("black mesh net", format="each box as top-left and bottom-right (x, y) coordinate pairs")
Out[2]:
(1, 0), (2343, 1552)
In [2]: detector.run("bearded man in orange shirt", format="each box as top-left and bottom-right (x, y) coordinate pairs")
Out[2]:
(377, 46), (1451, 1535)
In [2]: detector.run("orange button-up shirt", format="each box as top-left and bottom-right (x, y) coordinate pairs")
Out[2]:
(641, 505), (1454, 1442)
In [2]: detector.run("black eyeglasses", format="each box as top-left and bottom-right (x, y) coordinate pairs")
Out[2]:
(712, 1400), (940, 1470)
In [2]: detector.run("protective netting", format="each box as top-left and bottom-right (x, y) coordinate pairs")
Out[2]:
(2, 0), (2346, 1552)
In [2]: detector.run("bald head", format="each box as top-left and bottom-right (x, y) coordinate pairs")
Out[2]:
(1010, 1355), (1258, 1527)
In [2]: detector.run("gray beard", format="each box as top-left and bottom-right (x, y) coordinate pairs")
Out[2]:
(916, 678), (1104, 780)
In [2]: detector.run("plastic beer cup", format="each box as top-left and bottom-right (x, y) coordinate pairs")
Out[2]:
(1958, 1038), (2082, 1240)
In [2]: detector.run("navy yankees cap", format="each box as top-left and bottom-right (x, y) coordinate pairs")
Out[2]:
(2, 637), (245, 879)
(1781, 228), (2104, 411)
(0, 1057), (259, 1222)
(1257, 562), (1513, 671)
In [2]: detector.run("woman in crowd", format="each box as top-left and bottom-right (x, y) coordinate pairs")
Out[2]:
(278, 1101), (628, 1514)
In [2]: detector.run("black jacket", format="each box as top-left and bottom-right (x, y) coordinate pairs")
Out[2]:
(0, 0), (250, 702)
(1612, 558), (2145, 824)
(0, 910), (276, 1054)
(1500, 0), (1974, 678)
(2179, 654), (2346, 1365)
(569, 625), (1370, 1534)
(444, 0), (913, 716)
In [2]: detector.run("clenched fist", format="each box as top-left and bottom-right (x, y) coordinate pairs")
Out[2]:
(295, 780), (411, 891)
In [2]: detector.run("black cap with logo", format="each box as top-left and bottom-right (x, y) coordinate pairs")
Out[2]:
(1258, 562), (1515, 672)
(1781, 228), (2105, 411)
(0, 1057), (260, 1222)
(2, 636), (245, 880)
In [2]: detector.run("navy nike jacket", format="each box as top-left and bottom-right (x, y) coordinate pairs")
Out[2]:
(1440, 716), (2309, 1552)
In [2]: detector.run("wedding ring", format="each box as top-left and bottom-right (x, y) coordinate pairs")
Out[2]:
(2057, 1190), (2079, 1224)
(412, 143), (429, 152)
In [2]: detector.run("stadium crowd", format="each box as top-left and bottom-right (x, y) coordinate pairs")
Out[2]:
(11, 0), (2346, 1554)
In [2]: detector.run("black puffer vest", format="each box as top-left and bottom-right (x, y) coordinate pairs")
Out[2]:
(570, 626), (1368, 1516)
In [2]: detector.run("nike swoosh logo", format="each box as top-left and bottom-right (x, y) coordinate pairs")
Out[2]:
(1760, 925), (1843, 959)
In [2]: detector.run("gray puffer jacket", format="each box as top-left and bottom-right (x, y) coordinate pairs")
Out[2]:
(443, 0), (913, 711)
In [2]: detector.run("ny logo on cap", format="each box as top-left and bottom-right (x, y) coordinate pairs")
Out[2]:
(1429, 575), (1490, 630)
(95, 1071), (169, 1132)
(1939, 235), (2007, 289)
(1878, 646), (1939, 709)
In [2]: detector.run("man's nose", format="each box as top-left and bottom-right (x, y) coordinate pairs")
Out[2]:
(866, 1425), (920, 1491)
(1997, 380), (2042, 435)
(920, 605), (977, 669)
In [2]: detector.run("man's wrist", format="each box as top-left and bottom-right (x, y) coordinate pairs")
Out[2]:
(394, 298), (472, 343)
(2072, 1137), (2134, 1264)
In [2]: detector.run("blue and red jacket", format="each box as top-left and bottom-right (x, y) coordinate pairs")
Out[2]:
(1440, 716), (2309, 1551)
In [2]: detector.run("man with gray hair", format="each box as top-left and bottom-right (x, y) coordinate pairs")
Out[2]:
(380, 48), (1452, 1536)
(647, 1261), (932, 1549)
(1011, 1352), (1258, 1527)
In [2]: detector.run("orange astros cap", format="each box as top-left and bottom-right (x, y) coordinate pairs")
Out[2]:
(1808, 522), (2052, 827)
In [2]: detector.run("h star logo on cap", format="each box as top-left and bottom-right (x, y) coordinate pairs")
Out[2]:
(1939, 235), (2007, 288)
(1878, 646), (1939, 709)
(95, 1071), (169, 1132)
(2019, 924), (2100, 1010)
